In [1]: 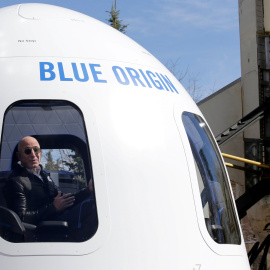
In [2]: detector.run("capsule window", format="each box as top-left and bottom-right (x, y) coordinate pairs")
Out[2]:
(0, 101), (98, 243)
(182, 112), (241, 244)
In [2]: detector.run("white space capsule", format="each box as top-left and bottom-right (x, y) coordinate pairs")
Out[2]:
(0, 3), (249, 269)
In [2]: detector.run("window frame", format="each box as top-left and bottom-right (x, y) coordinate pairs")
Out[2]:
(0, 99), (109, 256)
(173, 107), (244, 256)
(182, 112), (241, 245)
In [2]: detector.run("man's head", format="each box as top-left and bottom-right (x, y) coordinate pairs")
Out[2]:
(17, 136), (41, 170)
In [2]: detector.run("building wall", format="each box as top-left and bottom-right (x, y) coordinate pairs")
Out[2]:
(239, 0), (261, 139)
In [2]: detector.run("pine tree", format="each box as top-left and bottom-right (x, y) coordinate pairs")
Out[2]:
(44, 150), (61, 171)
(106, 0), (128, 34)
(62, 151), (86, 188)
(63, 152), (84, 179)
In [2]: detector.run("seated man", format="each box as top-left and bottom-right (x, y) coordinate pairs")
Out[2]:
(4, 136), (94, 228)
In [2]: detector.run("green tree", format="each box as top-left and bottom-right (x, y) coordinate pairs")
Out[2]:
(106, 0), (128, 33)
(63, 151), (86, 188)
(44, 150), (61, 171)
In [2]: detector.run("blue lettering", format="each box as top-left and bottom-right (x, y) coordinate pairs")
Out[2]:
(40, 62), (56, 81)
(125, 67), (146, 87)
(89, 64), (107, 83)
(138, 69), (152, 88)
(146, 71), (163, 90)
(72, 63), (89, 82)
(155, 73), (169, 91)
(112, 66), (130, 85)
(58, 62), (73, 81)
(39, 62), (177, 95)
(159, 74), (179, 94)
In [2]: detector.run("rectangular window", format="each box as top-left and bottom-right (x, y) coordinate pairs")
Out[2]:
(182, 112), (241, 244)
(0, 101), (98, 243)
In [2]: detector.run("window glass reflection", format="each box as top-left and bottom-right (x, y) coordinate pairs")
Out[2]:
(182, 112), (241, 244)
(0, 101), (98, 243)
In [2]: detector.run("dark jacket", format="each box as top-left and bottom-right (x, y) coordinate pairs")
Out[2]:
(4, 164), (90, 225)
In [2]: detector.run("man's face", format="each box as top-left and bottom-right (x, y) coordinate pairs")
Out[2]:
(17, 137), (41, 170)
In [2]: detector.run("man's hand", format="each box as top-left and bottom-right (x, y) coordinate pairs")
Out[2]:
(53, 191), (75, 212)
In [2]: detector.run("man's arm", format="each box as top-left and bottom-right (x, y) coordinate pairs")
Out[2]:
(5, 178), (57, 224)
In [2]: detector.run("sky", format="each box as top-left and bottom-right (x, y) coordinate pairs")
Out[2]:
(0, 0), (241, 101)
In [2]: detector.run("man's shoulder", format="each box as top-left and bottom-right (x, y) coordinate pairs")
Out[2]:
(7, 164), (31, 185)
(9, 164), (27, 177)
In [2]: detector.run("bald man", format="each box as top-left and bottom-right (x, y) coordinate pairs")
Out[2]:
(5, 136), (93, 225)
